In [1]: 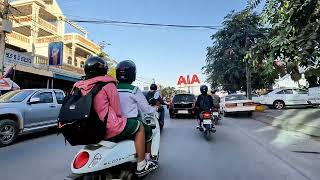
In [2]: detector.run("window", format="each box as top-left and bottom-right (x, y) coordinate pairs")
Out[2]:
(283, 89), (293, 94)
(74, 58), (78, 67)
(33, 92), (53, 103)
(225, 95), (247, 101)
(0, 90), (34, 103)
(276, 90), (284, 94)
(295, 89), (308, 94)
(54, 91), (65, 104)
(80, 61), (85, 68)
(67, 57), (72, 65)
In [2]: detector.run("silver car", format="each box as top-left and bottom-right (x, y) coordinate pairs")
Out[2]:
(0, 89), (65, 147)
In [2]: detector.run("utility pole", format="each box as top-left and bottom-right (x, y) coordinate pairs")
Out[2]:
(246, 61), (252, 100)
(0, 0), (9, 75)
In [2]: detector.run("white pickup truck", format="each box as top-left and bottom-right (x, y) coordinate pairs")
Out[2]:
(0, 89), (65, 147)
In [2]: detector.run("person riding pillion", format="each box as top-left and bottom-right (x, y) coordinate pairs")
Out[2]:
(73, 57), (157, 177)
(115, 60), (159, 175)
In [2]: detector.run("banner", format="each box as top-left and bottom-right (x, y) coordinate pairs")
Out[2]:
(49, 42), (63, 66)
(4, 48), (33, 67)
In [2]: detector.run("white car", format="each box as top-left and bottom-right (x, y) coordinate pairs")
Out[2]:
(220, 94), (256, 117)
(260, 88), (310, 109)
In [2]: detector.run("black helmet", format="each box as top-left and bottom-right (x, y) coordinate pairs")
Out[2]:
(84, 56), (108, 78)
(211, 89), (217, 94)
(200, 85), (208, 95)
(116, 60), (136, 83)
(150, 84), (157, 91)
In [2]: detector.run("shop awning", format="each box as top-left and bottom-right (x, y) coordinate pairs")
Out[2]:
(53, 73), (81, 82)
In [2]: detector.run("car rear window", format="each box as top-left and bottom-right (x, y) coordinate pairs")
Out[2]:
(225, 95), (247, 101)
(173, 94), (195, 102)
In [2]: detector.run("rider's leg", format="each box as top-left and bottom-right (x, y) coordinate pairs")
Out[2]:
(134, 124), (146, 162)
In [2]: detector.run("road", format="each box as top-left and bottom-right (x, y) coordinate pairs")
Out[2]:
(0, 112), (319, 180)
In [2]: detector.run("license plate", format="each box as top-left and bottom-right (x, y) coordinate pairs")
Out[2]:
(203, 120), (212, 125)
(237, 103), (243, 107)
(212, 112), (219, 116)
(178, 110), (189, 114)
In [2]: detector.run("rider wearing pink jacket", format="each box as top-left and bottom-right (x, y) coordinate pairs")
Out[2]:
(74, 75), (126, 139)
(74, 57), (158, 176)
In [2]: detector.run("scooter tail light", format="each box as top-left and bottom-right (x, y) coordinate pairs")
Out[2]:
(73, 151), (89, 169)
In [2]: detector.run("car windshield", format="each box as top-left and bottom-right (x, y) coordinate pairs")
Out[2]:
(173, 94), (195, 102)
(0, 90), (34, 103)
(225, 95), (247, 101)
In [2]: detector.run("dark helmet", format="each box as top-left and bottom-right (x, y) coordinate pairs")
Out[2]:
(150, 84), (158, 91)
(84, 56), (108, 78)
(116, 60), (136, 83)
(200, 85), (208, 95)
(211, 89), (218, 94)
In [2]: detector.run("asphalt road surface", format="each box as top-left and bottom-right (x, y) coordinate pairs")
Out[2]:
(0, 112), (318, 180)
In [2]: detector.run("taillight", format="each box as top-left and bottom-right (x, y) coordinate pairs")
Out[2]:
(225, 103), (237, 108)
(73, 151), (89, 169)
(202, 112), (212, 119)
(244, 102), (255, 106)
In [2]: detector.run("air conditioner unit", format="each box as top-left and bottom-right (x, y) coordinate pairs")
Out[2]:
(0, 19), (13, 33)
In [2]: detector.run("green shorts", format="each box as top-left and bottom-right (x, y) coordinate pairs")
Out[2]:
(108, 118), (153, 143)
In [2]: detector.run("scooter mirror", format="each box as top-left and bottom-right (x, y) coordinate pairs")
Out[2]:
(154, 91), (160, 99)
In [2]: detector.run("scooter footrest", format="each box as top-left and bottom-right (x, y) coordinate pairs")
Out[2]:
(64, 173), (83, 180)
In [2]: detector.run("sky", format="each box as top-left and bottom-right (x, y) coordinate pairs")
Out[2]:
(56, 0), (247, 87)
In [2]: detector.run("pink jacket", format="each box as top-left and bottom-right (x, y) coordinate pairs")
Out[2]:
(73, 76), (127, 139)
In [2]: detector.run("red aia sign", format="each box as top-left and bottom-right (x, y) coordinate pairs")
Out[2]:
(177, 74), (201, 85)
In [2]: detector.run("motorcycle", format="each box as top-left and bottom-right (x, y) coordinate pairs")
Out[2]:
(65, 94), (161, 180)
(198, 111), (216, 140)
(211, 108), (220, 125)
(144, 91), (164, 131)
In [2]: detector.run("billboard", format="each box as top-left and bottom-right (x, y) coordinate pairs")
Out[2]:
(48, 42), (63, 66)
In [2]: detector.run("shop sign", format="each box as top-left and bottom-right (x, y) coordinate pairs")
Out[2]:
(177, 74), (201, 86)
(4, 48), (33, 67)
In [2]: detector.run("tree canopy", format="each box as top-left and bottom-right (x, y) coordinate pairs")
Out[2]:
(204, 10), (274, 92)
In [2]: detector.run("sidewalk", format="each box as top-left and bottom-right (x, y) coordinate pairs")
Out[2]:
(252, 108), (320, 137)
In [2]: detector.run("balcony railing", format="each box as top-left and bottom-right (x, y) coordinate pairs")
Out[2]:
(12, 15), (58, 34)
(33, 55), (85, 75)
(64, 34), (100, 54)
(7, 31), (30, 44)
(38, 18), (58, 33)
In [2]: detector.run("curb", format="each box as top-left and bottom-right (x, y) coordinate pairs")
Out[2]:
(252, 112), (320, 138)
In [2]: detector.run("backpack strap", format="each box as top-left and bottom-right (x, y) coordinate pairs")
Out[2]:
(90, 81), (114, 97)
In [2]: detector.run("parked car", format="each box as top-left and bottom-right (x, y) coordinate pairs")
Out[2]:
(251, 93), (262, 104)
(0, 89), (65, 147)
(260, 88), (312, 109)
(220, 94), (256, 117)
(308, 87), (320, 106)
(169, 93), (196, 118)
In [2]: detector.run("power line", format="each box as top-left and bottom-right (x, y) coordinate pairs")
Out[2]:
(69, 19), (221, 30)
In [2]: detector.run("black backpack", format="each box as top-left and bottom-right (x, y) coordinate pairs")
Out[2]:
(58, 82), (111, 146)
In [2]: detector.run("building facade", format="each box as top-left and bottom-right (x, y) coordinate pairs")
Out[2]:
(3, 0), (104, 91)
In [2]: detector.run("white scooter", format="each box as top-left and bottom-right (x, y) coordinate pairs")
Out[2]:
(65, 93), (161, 180)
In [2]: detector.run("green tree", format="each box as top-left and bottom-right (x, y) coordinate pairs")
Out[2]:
(204, 10), (273, 92)
(160, 87), (176, 101)
(248, 0), (320, 83)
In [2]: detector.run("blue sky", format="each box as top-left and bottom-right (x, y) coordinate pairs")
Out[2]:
(57, 0), (247, 86)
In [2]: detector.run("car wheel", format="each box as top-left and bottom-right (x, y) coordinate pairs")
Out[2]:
(273, 100), (285, 110)
(248, 111), (253, 117)
(223, 111), (229, 117)
(0, 120), (19, 147)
